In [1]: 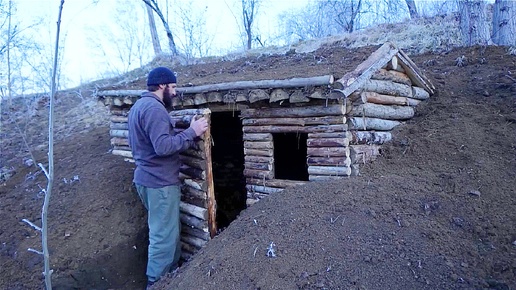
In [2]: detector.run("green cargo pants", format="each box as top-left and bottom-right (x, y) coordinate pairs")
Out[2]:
(135, 184), (181, 283)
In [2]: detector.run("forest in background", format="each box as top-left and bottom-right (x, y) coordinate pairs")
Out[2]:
(1, 0), (514, 99)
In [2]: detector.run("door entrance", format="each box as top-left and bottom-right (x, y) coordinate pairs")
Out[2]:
(210, 111), (246, 230)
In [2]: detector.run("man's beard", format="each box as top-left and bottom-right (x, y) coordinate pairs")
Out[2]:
(163, 87), (174, 108)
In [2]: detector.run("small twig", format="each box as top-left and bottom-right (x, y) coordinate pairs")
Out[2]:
(38, 163), (50, 179)
(22, 219), (42, 231)
(73, 90), (84, 100)
(12, 121), (38, 168)
(36, 184), (46, 198)
(330, 215), (340, 224)
(411, 268), (418, 278)
(505, 74), (516, 82)
(253, 246), (258, 257)
(28, 248), (44, 255)
(267, 242), (276, 257)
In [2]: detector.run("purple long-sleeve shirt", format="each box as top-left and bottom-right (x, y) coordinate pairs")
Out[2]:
(128, 92), (196, 188)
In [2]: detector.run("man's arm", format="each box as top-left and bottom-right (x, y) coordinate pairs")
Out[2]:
(144, 108), (197, 156)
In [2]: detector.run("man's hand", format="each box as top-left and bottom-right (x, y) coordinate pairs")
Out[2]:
(190, 115), (208, 137)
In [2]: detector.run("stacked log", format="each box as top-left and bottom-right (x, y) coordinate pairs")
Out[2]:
(99, 75), (338, 111)
(165, 75), (340, 108)
(241, 104), (348, 195)
(243, 133), (275, 205)
(109, 108), (132, 160)
(307, 131), (351, 181)
(346, 58), (430, 176)
(242, 131), (274, 206)
(245, 178), (307, 206)
(168, 108), (216, 257)
(100, 94), (141, 107)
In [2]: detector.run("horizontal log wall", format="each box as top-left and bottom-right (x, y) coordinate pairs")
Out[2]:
(245, 178), (308, 206)
(242, 104), (349, 205)
(306, 128), (351, 181)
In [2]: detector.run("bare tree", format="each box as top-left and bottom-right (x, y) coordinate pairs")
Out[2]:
(86, 1), (153, 78)
(241, 0), (260, 50)
(278, 8), (322, 42)
(330, 0), (365, 33)
(405, 0), (419, 19)
(279, 0), (369, 42)
(492, 0), (516, 45)
(1, 1), (58, 96)
(368, 0), (408, 24)
(142, 0), (178, 55)
(146, 3), (162, 55)
(0, 0), (7, 55)
(21, 3), (64, 288)
(176, 2), (213, 61)
(458, 0), (491, 46)
(6, 0), (12, 107)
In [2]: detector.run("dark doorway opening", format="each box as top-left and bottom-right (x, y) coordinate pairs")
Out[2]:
(210, 111), (246, 231)
(273, 133), (309, 181)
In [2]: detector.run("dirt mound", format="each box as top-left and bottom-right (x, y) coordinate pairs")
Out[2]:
(0, 44), (515, 289)
(154, 45), (516, 290)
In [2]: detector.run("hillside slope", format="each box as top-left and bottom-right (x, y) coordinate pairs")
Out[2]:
(0, 42), (515, 289)
(154, 45), (516, 290)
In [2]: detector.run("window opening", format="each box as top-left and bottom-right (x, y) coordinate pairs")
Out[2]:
(272, 133), (309, 181)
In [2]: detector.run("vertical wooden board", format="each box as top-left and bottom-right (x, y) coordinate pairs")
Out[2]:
(202, 112), (217, 238)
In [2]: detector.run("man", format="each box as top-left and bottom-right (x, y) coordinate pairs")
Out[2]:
(127, 67), (208, 287)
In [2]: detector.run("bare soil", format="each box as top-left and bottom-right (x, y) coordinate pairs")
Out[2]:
(0, 43), (515, 290)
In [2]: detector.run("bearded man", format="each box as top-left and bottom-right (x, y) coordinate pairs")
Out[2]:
(127, 67), (208, 288)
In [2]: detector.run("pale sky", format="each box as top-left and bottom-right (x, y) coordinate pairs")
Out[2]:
(15, 0), (310, 88)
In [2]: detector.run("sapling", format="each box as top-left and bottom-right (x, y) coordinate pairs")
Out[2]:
(20, 1), (65, 289)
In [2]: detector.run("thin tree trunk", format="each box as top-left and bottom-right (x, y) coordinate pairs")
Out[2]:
(492, 0), (516, 45)
(142, 0), (178, 55)
(405, 0), (419, 19)
(458, 0), (491, 46)
(146, 4), (162, 55)
(40, 1), (64, 289)
(7, 0), (12, 108)
(349, 0), (362, 33)
(243, 0), (252, 49)
(241, 0), (258, 50)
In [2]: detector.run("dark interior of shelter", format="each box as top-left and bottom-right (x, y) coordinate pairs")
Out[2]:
(273, 133), (309, 181)
(210, 111), (246, 230)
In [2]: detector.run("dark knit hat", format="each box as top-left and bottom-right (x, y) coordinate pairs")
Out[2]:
(147, 67), (177, 86)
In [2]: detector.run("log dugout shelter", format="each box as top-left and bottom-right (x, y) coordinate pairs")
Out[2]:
(97, 42), (435, 260)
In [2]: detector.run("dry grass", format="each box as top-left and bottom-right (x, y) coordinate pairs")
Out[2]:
(290, 15), (461, 55)
(141, 15), (462, 72)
